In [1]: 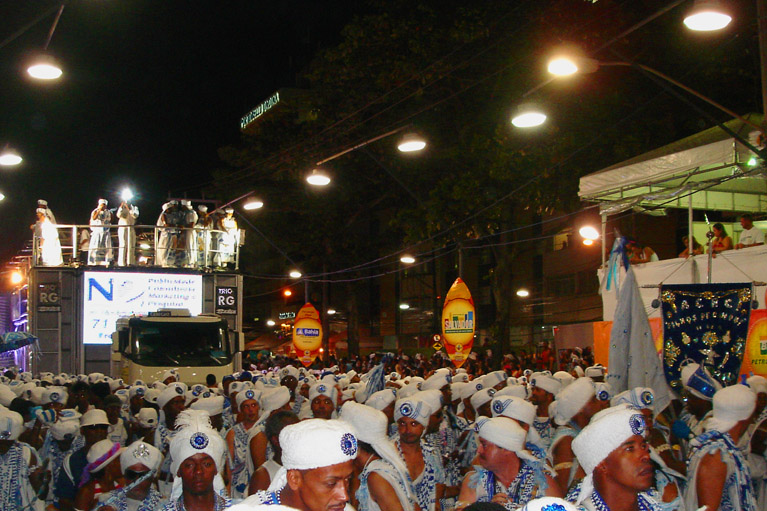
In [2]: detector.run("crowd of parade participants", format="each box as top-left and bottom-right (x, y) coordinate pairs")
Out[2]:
(0, 349), (765, 511)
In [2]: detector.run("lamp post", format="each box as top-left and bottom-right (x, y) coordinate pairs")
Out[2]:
(27, 4), (66, 81)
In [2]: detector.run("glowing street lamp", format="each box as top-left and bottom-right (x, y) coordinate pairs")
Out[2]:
(0, 192), (5, 202)
(516, 288), (530, 298)
(583, 239), (594, 246)
(0, 147), (22, 166)
(243, 197), (264, 210)
(579, 226), (600, 240)
(266, 319), (276, 327)
(399, 303), (410, 310)
(283, 289), (293, 297)
(397, 133), (427, 152)
(289, 270), (302, 278)
(11, 271), (23, 285)
(683, 0), (732, 31)
(306, 168), (331, 186)
(327, 308), (336, 315)
(27, 53), (63, 80)
(511, 104), (547, 128)
(400, 254), (416, 264)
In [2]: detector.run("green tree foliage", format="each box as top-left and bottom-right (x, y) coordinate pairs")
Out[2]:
(217, 0), (763, 353)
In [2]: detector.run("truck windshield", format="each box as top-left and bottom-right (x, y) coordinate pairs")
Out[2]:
(126, 320), (232, 367)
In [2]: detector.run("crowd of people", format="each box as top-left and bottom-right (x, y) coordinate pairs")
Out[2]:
(624, 215), (765, 264)
(0, 350), (765, 511)
(32, 198), (242, 269)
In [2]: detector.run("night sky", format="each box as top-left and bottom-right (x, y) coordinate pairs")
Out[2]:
(0, 1), (360, 262)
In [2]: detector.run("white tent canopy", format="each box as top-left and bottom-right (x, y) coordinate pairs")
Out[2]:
(579, 114), (767, 215)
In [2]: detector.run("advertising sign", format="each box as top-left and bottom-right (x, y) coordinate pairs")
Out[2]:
(38, 283), (61, 312)
(293, 302), (322, 367)
(215, 286), (237, 315)
(441, 278), (475, 368)
(82, 272), (202, 345)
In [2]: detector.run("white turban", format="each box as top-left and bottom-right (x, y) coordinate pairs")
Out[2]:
(309, 382), (338, 404)
(706, 384), (756, 433)
(0, 410), (24, 440)
(680, 362), (721, 401)
(520, 497), (581, 511)
(585, 365), (606, 379)
(453, 373), (469, 383)
(190, 396), (225, 416)
(120, 440), (163, 473)
(747, 375), (767, 396)
(236, 388), (261, 409)
(50, 418), (80, 441)
(474, 416), (536, 461)
(339, 402), (413, 501)
(530, 374), (560, 396)
(98, 199), (108, 206)
(470, 387), (497, 412)
(169, 410), (227, 499)
(571, 404), (648, 504)
(496, 384), (528, 400)
(0, 385), (15, 407)
(451, 382), (469, 401)
(394, 395), (434, 428)
(553, 371), (575, 388)
(422, 368), (451, 391)
(491, 395), (535, 425)
(366, 389), (397, 411)
(280, 366), (300, 380)
(482, 371), (506, 388)
(157, 384), (186, 410)
(267, 419), (358, 493)
(418, 389), (443, 415)
(553, 377), (595, 426)
(611, 387), (655, 411)
(136, 408), (158, 429)
(257, 386), (291, 423)
(42, 386), (68, 405)
(129, 385), (148, 399)
(594, 382), (614, 403)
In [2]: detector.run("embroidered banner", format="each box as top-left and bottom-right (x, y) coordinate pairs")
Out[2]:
(662, 283), (752, 390)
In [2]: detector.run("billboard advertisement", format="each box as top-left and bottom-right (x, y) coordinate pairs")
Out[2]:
(82, 272), (203, 344)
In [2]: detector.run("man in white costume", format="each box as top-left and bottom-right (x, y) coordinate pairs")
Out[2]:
(116, 198), (139, 266)
(239, 418), (358, 510)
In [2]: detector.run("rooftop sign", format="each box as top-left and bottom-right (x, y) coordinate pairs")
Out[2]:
(241, 92), (280, 129)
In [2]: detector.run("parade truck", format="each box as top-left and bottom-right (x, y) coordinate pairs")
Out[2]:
(110, 308), (244, 384)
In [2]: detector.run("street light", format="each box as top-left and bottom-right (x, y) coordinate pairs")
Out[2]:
(27, 5), (67, 81)
(516, 288), (530, 297)
(266, 319), (276, 327)
(683, 0), (732, 31)
(541, 50), (764, 135)
(0, 192), (5, 202)
(289, 270), (302, 278)
(579, 226), (600, 240)
(0, 146), (22, 166)
(511, 104), (547, 128)
(27, 53), (63, 80)
(243, 197), (264, 210)
(397, 133), (427, 152)
(399, 303), (410, 310)
(400, 254), (416, 264)
(306, 168), (331, 186)
(327, 308), (336, 315)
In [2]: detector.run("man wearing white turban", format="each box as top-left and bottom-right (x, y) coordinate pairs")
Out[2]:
(685, 384), (757, 511)
(394, 395), (457, 511)
(239, 418), (358, 510)
(549, 377), (600, 490)
(226, 388), (261, 500)
(96, 440), (164, 511)
(0, 409), (44, 510)
(161, 409), (229, 511)
(39, 411), (85, 505)
(571, 405), (661, 511)
(455, 417), (562, 510)
(339, 401), (417, 511)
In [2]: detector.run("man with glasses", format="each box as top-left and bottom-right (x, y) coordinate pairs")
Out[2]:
(55, 409), (110, 511)
(96, 440), (164, 511)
